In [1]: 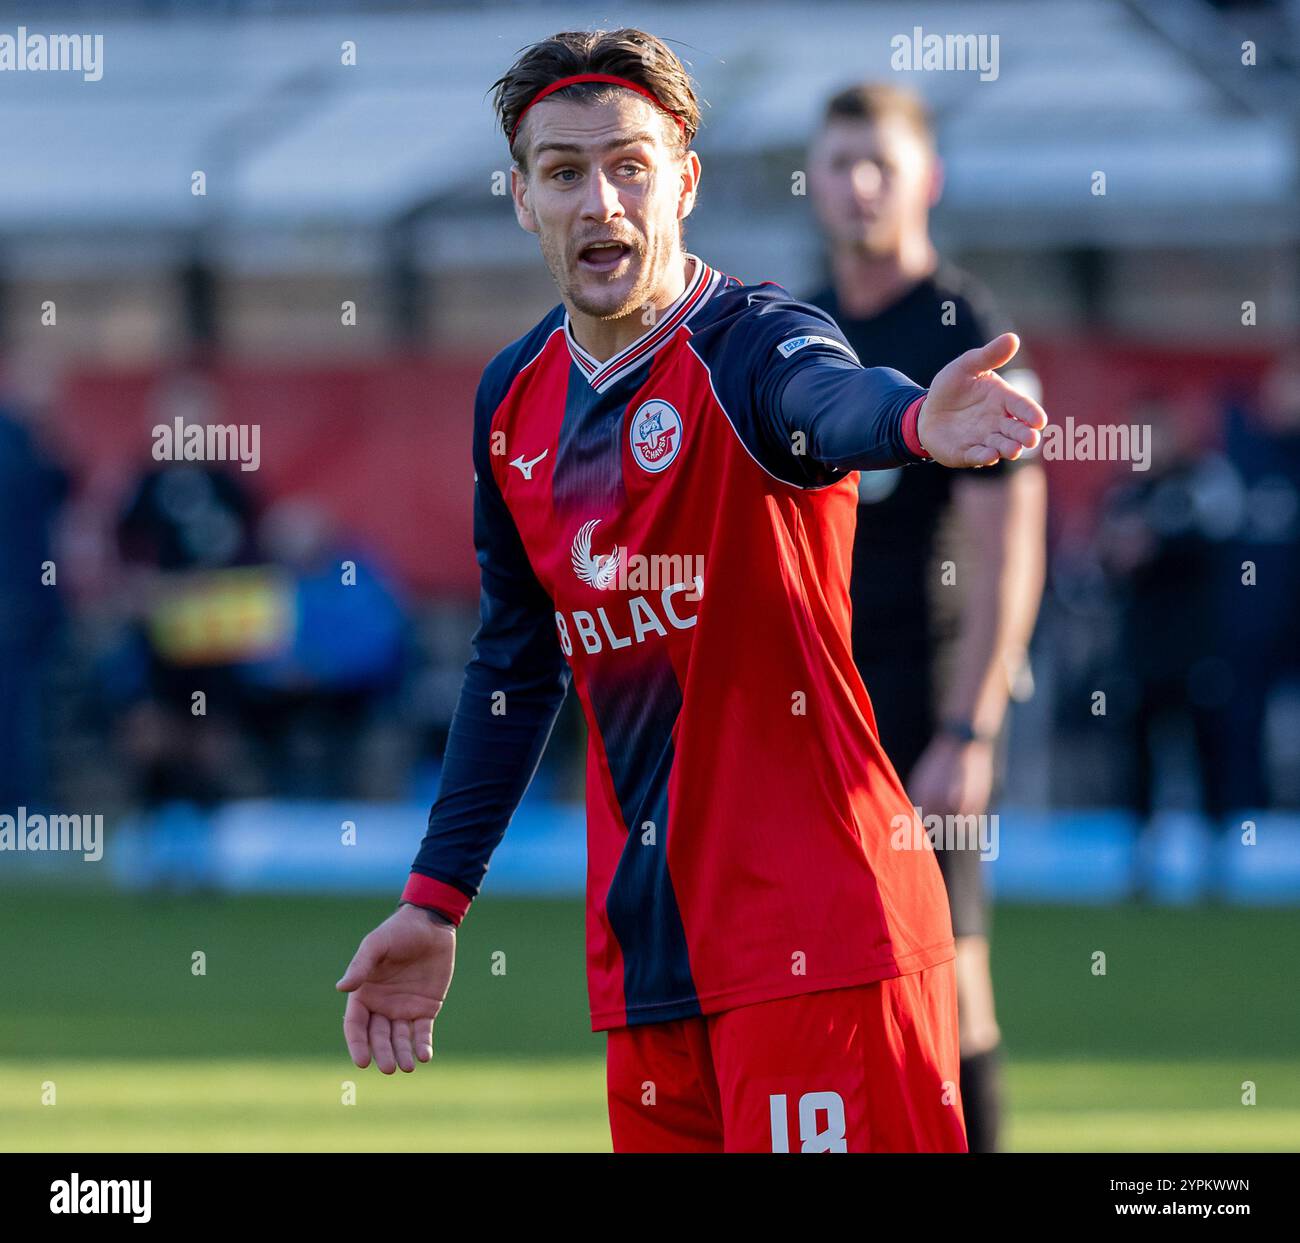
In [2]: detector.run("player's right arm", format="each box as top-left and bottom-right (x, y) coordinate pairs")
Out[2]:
(336, 361), (571, 1074)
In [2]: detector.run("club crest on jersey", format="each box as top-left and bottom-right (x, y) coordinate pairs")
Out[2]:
(629, 399), (683, 473)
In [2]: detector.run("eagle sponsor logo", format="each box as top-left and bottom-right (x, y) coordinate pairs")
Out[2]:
(568, 519), (703, 597)
(571, 519), (623, 590)
(629, 399), (683, 473)
(559, 518), (704, 656)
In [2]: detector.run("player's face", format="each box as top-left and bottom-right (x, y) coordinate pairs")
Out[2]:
(808, 117), (938, 257)
(512, 95), (698, 321)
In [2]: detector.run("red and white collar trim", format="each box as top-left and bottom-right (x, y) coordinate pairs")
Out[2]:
(564, 254), (720, 393)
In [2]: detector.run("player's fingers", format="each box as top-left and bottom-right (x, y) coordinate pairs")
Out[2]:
(369, 1012), (397, 1075)
(391, 1019), (416, 1073)
(983, 430), (1026, 461)
(1001, 387), (1048, 430)
(342, 993), (373, 1069)
(998, 414), (1041, 450)
(965, 332), (1019, 375)
(964, 443), (1000, 468)
(414, 1018), (435, 1063)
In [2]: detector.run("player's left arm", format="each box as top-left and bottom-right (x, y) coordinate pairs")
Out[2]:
(785, 332), (1047, 472)
(908, 463), (1047, 816)
(712, 292), (1045, 486)
(746, 301), (1046, 480)
(914, 333), (1046, 467)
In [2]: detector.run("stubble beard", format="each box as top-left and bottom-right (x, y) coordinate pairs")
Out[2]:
(543, 227), (676, 323)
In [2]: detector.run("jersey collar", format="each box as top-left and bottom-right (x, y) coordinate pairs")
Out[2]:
(564, 253), (720, 393)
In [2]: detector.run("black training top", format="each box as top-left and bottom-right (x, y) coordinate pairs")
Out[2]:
(806, 263), (1030, 668)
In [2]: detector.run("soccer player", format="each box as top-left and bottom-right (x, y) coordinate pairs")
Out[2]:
(805, 84), (1048, 1152)
(336, 29), (1046, 1154)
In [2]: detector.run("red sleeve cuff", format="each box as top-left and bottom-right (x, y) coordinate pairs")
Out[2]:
(901, 394), (930, 460)
(401, 873), (472, 926)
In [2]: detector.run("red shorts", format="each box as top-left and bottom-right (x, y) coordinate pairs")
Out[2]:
(605, 962), (966, 1152)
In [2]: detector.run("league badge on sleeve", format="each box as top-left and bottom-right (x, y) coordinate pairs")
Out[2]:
(776, 334), (859, 362)
(630, 398), (684, 473)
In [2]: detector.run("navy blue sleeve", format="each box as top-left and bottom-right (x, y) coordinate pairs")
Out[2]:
(777, 357), (927, 477)
(692, 288), (928, 488)
(408, 360), (571, 911)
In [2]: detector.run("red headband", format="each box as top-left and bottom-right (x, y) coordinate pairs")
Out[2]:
(509, 73), (688, 146)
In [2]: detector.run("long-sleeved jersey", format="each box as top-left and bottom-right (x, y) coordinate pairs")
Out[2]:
(404, 254), (956, 1031)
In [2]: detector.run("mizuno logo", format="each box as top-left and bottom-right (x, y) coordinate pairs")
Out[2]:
(571, 519), (622, 591)
(509, 450), (548, 479)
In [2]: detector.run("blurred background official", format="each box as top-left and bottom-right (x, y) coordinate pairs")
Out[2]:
(806, 83), (1047, 1152)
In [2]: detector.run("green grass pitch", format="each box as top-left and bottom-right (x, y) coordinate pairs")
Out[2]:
(1, 892), (1296, 1151)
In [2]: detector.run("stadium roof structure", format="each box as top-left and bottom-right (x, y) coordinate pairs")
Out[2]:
(1, 0), (1295, 274)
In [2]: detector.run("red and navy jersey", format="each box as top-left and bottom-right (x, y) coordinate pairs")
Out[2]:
(405, 255), (957, 1031)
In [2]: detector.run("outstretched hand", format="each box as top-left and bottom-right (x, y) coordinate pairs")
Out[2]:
(916, 333), (1047, 468)
(336, 904), (456, 1074)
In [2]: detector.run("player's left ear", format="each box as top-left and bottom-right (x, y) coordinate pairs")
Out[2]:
(677, 149), (701, 221)
(511, 165), (539, 235)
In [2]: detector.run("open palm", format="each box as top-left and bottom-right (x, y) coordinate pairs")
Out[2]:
(917, 333), (1047, 468)
(336, 906), (456, 1074)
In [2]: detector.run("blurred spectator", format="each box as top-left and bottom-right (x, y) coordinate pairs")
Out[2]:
(116, 371), (258, 573)
(1097, 395), (1260, 821)
(236, 498), (410, 798)
(105, 369), (262, 808)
